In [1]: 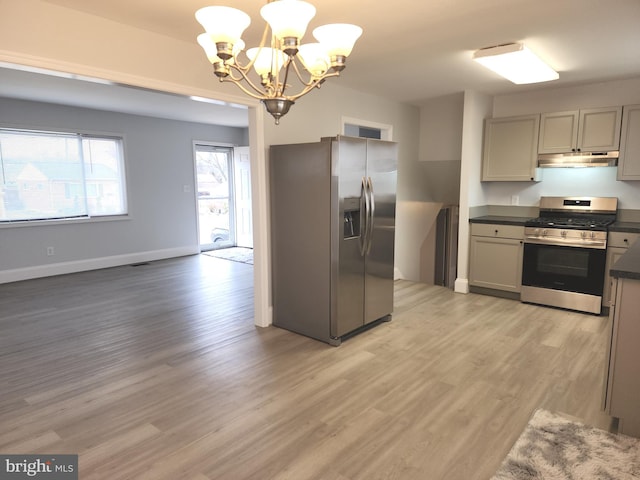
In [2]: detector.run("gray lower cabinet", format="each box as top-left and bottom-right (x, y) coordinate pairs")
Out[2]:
(469, 224), (524, 293)
(603, 276), (640, 437)
(603, 232), (640, 307)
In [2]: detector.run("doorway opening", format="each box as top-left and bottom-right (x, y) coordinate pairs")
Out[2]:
(195, 144), (235, 251)
(195, 143), (253, 256)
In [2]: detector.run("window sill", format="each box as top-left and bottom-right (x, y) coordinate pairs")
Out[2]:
(0, 214), (131, 229)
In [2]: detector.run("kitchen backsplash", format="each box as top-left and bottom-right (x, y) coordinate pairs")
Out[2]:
(483, 167), (640, 210)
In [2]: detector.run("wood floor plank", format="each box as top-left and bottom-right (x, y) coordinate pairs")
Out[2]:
(0, 254), (614, 479)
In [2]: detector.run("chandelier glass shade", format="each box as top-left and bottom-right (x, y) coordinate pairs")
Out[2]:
(195, 0), (362, 124)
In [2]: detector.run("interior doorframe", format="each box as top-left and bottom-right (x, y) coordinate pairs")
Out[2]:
(0, 55), (272, 329)
(248, 106), (271, 327)
(342, 116), (394, 141)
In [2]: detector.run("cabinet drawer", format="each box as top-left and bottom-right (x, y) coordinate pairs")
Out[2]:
(471, 223), (524, 239)
(608, 232), (640, 248)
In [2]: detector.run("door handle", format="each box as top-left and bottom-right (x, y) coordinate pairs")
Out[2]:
(366, 177), (375, 255)
(359, 176), (368, 256)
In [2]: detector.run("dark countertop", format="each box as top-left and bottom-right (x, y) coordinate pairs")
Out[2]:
(468, 214), (640, 279)
(611, 238), (640, 280)
(610, 221), (640, 234)
(469, 218), (640, 231)
(469, 215), (530, 226)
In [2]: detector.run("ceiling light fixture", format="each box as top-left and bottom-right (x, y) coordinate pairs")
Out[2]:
(195, 0), (362, 125)
(473, 43), (559, 85)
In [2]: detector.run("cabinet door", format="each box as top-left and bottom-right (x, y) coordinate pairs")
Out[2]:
(578, 107), (622, 152)
(609, 278), (640, 437)
(603, 247), (626, 307)
(469, 236), (523, 292)
(538, 111), (579, 153)
(618, 104), (640, 180)
(602, 277), (616, 412)
(482, 115), (540, 181)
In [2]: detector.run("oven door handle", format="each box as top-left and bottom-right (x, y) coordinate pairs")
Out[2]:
(523, 236), (607, 249)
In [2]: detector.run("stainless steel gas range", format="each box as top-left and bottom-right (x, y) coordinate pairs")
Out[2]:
(521, 196), (618, 314)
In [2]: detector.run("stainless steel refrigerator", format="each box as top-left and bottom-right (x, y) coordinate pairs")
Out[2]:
(270, 135), (397, 345)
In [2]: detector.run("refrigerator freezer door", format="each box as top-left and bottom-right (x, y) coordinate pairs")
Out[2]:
(332, 137), (367, 338)
(364, 139), (398, 324)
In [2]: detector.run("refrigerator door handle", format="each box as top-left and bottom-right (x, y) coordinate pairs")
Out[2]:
(365, 176), (375, 255)
(359, 176), (368, 256)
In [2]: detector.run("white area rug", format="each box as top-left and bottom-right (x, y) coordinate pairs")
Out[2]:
(492, 409), (640, 479)
(203, 247), (253, 265)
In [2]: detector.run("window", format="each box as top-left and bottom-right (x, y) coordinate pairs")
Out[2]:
(344, 124), (382, 139)
(0, 129), (127, 222)
(342, 117), (393, 141)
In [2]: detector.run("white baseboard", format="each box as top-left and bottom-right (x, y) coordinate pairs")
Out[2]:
(454, 278), (469, 294)
(0, 246), (200, 284)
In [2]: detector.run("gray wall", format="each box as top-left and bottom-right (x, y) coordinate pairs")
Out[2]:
(0, 97), (247, 278)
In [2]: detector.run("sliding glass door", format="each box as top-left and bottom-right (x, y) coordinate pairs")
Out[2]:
(195, 144), (235, 251)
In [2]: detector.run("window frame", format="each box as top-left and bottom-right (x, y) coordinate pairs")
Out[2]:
(341, 116), (393, 141)
(0, 124), (130, 227)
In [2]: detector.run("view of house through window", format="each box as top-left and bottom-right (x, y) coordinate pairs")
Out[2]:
(0, 129), (127, 222)
(195, 144), (235, 250)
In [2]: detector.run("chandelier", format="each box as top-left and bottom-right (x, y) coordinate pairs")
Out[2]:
(195, 0), (362, 124)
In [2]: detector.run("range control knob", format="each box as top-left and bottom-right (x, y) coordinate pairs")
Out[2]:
(580, 231), (587, 239)
(542, 229), (548, 236)
(590, 231), (596, 239)
(561, 230), (567, 237)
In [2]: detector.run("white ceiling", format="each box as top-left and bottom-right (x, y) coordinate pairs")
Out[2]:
(0, 66), (251, 128)
(3, 0), (640, 127)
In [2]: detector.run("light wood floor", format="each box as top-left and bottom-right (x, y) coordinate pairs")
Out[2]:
(0, 254), (614, 479)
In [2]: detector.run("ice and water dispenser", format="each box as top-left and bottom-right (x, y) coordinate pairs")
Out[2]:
(343, 210), (361, 239)
(343, 197), (361, 239)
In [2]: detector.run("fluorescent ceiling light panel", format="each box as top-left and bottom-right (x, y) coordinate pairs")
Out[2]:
(189, 95), (227, 105)
(189, 96), (248, 109)
(473, 43), (559, 84)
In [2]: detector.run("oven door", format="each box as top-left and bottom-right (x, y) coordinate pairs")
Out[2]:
(522, 242), (606, 296)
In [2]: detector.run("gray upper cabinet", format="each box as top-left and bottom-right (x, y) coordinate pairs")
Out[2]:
(618, 104), (640, 180)
(538, 107), (622, 154)
(482, 114), (540, 181)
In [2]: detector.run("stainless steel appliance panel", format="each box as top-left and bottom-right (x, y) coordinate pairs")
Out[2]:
(434, 206), (459, 288)
(270, 141), (333, 341)
(270, 136), (397, 345)
(521, 195), (617, 314)
(363, 139), (398, 324)
(332, 136), (367, 337)
(520, 285), (603, 314)
(537, 196), (618, 214)
(522, 243), (607, 297)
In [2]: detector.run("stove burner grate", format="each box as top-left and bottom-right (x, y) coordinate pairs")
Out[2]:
(525, 215), (615, 231)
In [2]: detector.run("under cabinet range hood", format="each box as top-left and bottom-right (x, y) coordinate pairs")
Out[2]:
(537, 151), (619, 168)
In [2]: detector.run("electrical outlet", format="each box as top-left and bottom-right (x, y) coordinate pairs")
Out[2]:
(46, 246), (55, 256)
(511, 195), (519, 206)
(183, 185), (191, 193)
